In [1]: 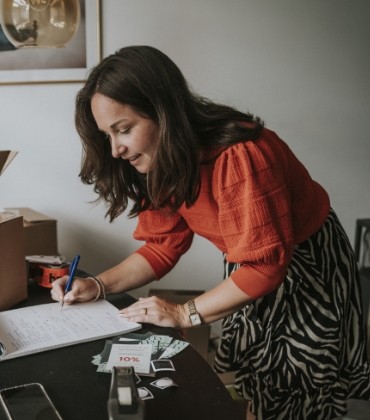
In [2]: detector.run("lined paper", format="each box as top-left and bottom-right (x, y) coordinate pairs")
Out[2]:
(0, 300), (141, 361)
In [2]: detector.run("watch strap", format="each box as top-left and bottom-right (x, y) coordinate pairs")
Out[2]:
(187, 300), (201, 326)
(188, 300), (198, 316)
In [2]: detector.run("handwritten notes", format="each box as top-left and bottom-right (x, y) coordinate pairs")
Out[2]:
(0, 300), (141, 360)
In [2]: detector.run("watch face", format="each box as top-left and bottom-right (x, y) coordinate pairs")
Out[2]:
(190, 313), (201, 326)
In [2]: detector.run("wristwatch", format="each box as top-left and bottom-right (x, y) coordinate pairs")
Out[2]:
(187, 300), (201, 327)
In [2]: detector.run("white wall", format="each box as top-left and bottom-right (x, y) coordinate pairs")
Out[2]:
(1, 0), (369, 333)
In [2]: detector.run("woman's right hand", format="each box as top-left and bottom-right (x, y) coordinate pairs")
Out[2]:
(51, 276), (100, 305)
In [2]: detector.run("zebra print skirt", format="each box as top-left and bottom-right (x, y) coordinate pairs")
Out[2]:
(214, 209), (370, 419)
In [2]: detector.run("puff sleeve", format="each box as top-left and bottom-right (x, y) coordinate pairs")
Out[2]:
(213, 137), (295, 298)
(134, 209), (194, 279)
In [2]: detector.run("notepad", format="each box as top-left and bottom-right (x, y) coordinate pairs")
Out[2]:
(0, 300), (141, 361)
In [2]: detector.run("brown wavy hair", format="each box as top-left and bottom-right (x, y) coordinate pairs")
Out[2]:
(75, 45), (263, 221)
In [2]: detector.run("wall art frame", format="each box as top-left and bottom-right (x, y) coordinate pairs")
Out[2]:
(0, 0), (102, 85)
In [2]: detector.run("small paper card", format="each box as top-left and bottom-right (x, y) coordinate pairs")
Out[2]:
(159, 339), (189, 359)
(150, 378), (178, 389)
(137, 387), (154, 400)
(151, 359), (175, 372)
(106, 343), (152, 374)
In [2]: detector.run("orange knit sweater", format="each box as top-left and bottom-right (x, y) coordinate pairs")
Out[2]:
(134, 128), (330, 298)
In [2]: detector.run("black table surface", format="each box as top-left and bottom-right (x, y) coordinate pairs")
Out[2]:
(0, 279), (241, 420)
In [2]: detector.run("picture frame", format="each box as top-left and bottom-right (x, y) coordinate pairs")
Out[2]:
(0, 0), (102, 85)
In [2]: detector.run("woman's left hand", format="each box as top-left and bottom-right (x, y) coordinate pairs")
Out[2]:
(119, 296), (188, 329)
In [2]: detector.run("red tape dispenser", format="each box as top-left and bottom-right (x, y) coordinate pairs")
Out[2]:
(30, 263), (70, 289)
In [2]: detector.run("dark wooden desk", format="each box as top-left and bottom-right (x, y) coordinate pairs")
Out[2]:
(0, 280), (241, 420)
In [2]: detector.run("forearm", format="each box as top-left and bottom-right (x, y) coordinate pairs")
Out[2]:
(98, 253), (156, 294)
(183, 276), (254, 327)
(120, 275), (254, 329)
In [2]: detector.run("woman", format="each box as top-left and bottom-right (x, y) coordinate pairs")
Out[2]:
(51, 45), (370, 419)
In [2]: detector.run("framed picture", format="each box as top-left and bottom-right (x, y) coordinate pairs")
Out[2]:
(0, 0), (102, 85)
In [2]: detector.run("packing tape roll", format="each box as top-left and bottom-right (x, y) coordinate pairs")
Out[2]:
(117, 387), (132, 406)
(31, 263), (70, 289)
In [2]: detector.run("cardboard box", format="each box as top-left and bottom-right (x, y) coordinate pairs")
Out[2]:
(148, 289), (211, 359)
(4, 208), (58, 256)
(0, 151), (28, 310)
(0, 216), (28, 310)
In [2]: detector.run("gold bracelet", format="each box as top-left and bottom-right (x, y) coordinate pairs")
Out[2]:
(91, 276), (106, 299)
(89, 277), (101, 301)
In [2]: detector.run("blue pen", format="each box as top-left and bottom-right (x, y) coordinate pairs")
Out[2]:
(60, 254), (80, 311)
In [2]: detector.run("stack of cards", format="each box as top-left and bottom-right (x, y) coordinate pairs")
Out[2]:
(92, 332), (189, 376)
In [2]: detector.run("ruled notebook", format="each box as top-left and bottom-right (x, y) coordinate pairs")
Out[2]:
(0, 300), (141, 361)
